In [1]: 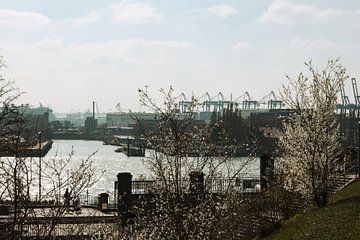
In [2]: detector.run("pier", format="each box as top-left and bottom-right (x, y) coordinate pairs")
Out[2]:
(0, 140), (53, 157)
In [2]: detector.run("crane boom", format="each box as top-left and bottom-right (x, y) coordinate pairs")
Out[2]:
(352, 78), (360, 106)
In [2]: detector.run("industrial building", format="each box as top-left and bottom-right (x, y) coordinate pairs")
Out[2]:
(106, 112), (156, 128)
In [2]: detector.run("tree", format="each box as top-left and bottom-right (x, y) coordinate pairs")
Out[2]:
(277, 59), (347, 207)
(209, 103), (245, 147)
(0, 55), (99, 239)
(121, 87), (257, 240)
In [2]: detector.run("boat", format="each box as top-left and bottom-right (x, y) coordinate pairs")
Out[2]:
(114, 147), (124, 153)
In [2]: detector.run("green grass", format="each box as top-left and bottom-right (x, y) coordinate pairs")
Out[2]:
(259, 180), (360, 240)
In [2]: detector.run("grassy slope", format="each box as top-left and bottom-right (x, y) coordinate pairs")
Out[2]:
(261, 180), (360, 240)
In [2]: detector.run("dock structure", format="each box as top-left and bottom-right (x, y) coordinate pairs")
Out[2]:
(0, 140), (53, 157)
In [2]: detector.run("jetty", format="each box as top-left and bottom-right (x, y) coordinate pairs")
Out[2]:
(0, 140), (53, 157)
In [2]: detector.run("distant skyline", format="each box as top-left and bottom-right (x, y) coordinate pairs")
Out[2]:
(0, 0), (359, 112)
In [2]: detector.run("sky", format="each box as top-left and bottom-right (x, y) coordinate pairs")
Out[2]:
(0, 0), (359, 113)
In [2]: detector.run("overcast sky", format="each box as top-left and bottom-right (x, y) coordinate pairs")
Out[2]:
(0, 0), (359, 112)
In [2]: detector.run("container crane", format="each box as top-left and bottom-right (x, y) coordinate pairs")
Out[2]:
(177, 93), (193, 113)
(352, 78), (360, 107)
(211, 92), (232, 113)
(258, 91), (285, 109)
(339, 82), (351, 116)
(235, 92), (257, 110)
(198, 92), (212, 112)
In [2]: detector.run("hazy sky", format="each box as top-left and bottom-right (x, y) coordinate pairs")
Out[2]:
(0, 0), (359, 112)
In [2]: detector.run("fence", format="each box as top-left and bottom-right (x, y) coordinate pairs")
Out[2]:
(77, 177), (260, 209)
(129, 177), (260, 195)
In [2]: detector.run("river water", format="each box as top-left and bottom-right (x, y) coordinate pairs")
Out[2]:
(42, 140), (260, 196)
(44, 140), (149, 195)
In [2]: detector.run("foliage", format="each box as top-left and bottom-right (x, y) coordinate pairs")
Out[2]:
(123, 87), (257, 239)
(137, 87), (253, 190)
(278, 59), (347, 207)
(261, 179), (360, 240)
(0, 55), (98, 239)
(209, 103), (244, 145)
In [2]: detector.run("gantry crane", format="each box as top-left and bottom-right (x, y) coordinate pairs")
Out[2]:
(258, 91), (285, 109)
(235, 92), (257, 110)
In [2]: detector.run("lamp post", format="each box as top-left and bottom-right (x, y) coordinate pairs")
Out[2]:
(38, 131), (42, 201)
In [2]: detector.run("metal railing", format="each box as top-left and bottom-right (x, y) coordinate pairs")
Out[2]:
(65, 177), (262, 209)
(205, 177), (260, 193)
(130, 177), (261, 195)
(343, 164), (358, 185)
(344, 164), (358, 175)
(131, 180), (155, 194)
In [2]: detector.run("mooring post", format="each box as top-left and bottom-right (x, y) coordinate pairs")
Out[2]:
(189, 171), (205, 193)
(117, 172), (133, 221)
(98, 193), (109, 211)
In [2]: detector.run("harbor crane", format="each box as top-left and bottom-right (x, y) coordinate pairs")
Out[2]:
(177, 93), (193, 113)
(258, 91), (285, 109)
(338, 81), (353, 116)
(198, 92), (212, 112)
(352, 78), (360, 107)
(235, 92), (258, 110)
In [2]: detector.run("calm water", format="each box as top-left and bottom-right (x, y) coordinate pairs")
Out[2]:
(42, 140), (260, 195)
(45, 140), (149, 195)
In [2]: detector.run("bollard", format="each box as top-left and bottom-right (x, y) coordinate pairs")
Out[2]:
(98, 193), (109, 211)
(189, 171), (205, 193)
(117, 172), (133, 222)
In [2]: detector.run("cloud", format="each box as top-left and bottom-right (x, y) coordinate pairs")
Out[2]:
(277, 37), (352, 54)
(0, 9), (50, 30)
(259, 0), (343, 25)
(0, 38), (196, 111)
(350, 9), (360, 28)
(66, 39), (195, 64)
(63, 11), (102, 26)
(354, 9), (360, 16)
(232, 41), (252, 51)
(110, 1), (162, 24)
(1, 38), (196, 68)
(186, 4), (238, 19)
(207, 4), (238, 18)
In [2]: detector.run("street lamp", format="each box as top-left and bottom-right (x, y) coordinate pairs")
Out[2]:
(38, 131), (42, 201)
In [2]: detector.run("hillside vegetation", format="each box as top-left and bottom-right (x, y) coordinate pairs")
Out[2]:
(260, 179), (360, 239)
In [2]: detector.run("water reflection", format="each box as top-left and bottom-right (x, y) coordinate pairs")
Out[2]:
(42, 140), (260, 195)
(45, 140), (149, 194)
